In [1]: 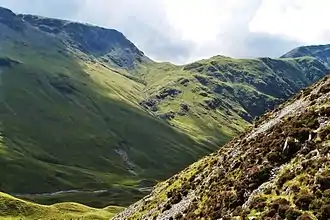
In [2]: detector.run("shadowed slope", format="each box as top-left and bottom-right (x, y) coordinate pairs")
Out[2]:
(0, 7), (206, 207)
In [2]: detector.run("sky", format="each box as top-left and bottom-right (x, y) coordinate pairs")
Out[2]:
(0, 0), (330, 64)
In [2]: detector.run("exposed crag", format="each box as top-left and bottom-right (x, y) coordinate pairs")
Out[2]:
(19, 14), (148, 69)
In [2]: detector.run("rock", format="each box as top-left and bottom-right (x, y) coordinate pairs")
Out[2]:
(199, 92), (209, 97)
(156, 88), (181, 100)
(207, 65), (217, 73)
(194, 75), (210, 86)
(0, 57), (20, 67)
(180, 104), (189, 112)
(140, 99), (159, 112)
(300, 140), (314, 155)
(203, 98), (222, 110)
(159, 111), (176, 120)
(178, 104), (189, 116)
(178, 78), (189, 86)
(283, 137), (301, 156)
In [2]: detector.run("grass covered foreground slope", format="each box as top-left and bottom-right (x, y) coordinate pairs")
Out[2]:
(114, 76), (330, 220)
(0, 192), (123, 220)
(0, 7), (207, 207)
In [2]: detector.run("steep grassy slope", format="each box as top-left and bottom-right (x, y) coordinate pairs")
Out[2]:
(20, 12), (330, 149)
(0, 7), (207, 207)
(114, 76), (330, 219)
(0, 192), (123, 220)
(138, 55), (329, 146)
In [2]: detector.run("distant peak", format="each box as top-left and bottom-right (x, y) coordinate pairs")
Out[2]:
(281, 44), (330, 58)
(281, 44), (330, 66)
(19, 14), (120, 33)
(0, 7), (16, 18)
(19, 13), (146, 69)
(0, 6), (14, 13)
(0, 7), (26, 31)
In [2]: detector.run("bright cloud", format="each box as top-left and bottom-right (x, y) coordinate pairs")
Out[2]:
(250, 0), (330, 43)
(0, 0), (328, 64)
(162, 0), (237, 42)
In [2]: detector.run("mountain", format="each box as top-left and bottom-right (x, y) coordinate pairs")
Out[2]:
(281, 44), (330, 66)
(0, 191), (123, 220)
(137, 55), (329, 145)
(1, 6), (330, 209)
(114, 75), (330, 220)
(0, 7), (208, 207)
(18, 14), (149, 69)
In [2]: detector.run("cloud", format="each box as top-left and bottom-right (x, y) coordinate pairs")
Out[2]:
(0, 0), (328, 64)
(119, 19), (194, 64)
(72, 0), (195, 63)
(249, 0), (330, 44)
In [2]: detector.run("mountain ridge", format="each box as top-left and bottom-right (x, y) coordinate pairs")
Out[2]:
(19, 14), (148, 69)
(281, 44), (330, 66)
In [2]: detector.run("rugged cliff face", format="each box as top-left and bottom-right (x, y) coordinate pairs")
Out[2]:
(114, 76), (330, 220)
(19, 14), (148, 69)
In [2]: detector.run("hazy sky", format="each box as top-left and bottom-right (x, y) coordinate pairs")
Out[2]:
(1, 0), (329, 64)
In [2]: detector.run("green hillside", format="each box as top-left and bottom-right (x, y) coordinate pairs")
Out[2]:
(0, 7), (207, 207)
(137, 55), (329, 146)
(1, 6), (330, 210)
(0, 192), (123, 220)
(114, 73), (330, 220)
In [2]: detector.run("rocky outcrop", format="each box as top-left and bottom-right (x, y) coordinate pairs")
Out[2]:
(0, 7), (25, 31)
(0, 57), (20, 67)
(156, 88), (181, 99)
(140, 88), (182, 117)
(113, 76), (330, 220)
(19, 14), (146, 69)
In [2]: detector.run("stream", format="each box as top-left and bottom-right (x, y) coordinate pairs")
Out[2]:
(12, 187), (153, 197)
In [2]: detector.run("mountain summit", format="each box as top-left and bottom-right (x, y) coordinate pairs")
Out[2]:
(281, 44), (330, 66)
(19, 14), (147, 69)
